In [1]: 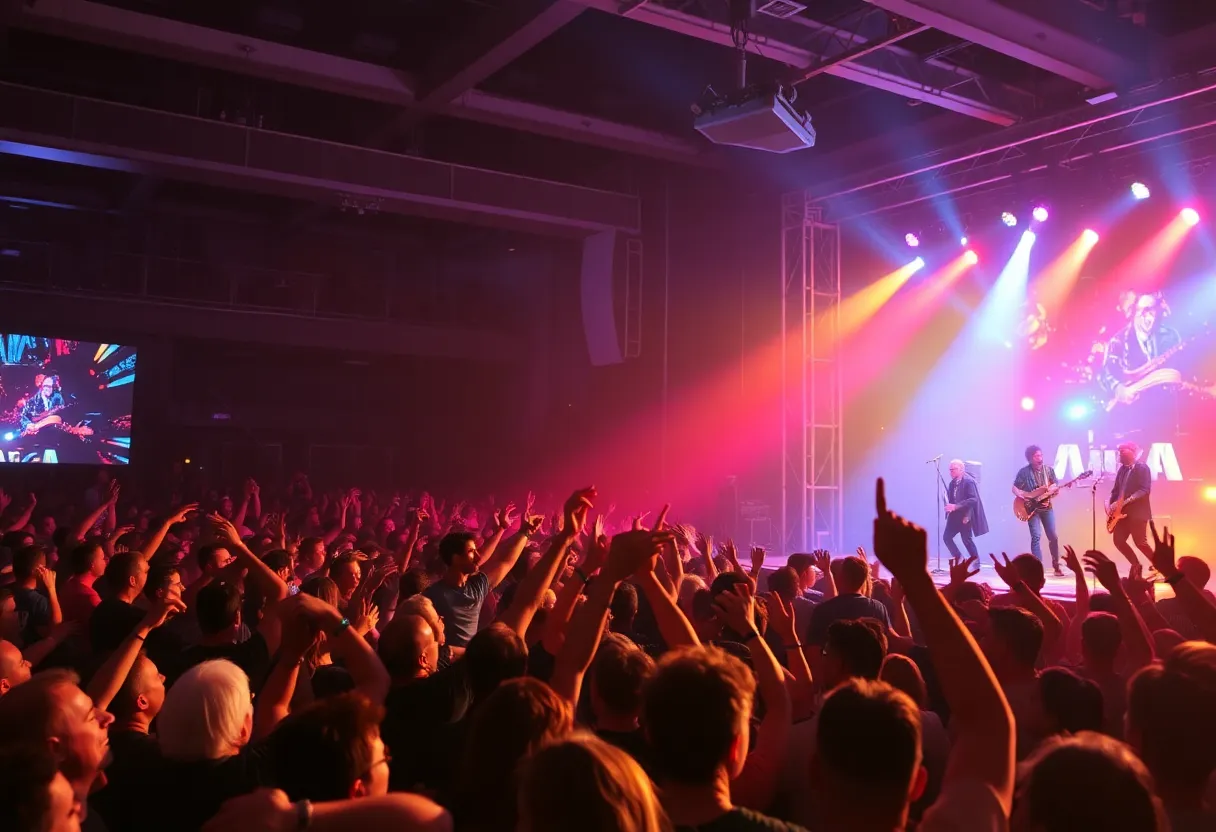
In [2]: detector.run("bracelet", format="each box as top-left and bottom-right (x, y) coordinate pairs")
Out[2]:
(133, 633), (146, 642)
(1164, 572), (1186, 586)
(294, 799), (313, 829)
(741, 628), (761, 644)
(330, 617), (351, 637)
(573, 567), (591, 584)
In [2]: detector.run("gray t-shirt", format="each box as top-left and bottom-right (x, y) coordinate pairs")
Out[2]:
(423, 572), (491, 648)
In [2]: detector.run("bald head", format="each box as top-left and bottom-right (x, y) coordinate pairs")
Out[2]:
(0, 640), (31, 695)
(378, 614), (439, 680)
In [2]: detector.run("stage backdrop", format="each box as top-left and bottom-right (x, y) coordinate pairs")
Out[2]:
(0, 335), (135, 464)
(843, 203), (1216, 569)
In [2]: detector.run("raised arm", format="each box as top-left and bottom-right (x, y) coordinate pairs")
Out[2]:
(89, 596), (186, 712)
(139, 503), (198, 563)
(496, 489), (593, 637)
(479, 502), (533, 589)
(873, 479), (1015, 815)
(549, 528), (669, 704)
(1150, 523), (1216, 643)
(1083, 549), (1154, 672)
(68, 480), (120, 545)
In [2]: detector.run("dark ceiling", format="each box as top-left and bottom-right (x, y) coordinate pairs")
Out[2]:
(0, 0), (1213, 232)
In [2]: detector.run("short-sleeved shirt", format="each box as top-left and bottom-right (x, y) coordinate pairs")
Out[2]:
(422, 572), (491, 648)
(12, 586), (51, 646)
(60, 577), (102, 626)
(806, 593), (892, 646)
(1014, 464), (1058, 511)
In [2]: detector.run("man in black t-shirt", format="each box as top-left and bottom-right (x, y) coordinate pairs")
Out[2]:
(167, 582), (272, 692)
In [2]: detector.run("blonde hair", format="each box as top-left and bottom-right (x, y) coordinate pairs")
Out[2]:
(157, 660), (252, 761)
(519, 732), (670, 832)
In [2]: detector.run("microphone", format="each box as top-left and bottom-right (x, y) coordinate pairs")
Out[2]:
(926, 454), (943, 464)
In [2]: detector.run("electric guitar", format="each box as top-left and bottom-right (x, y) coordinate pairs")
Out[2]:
(1013, 471), (1093, 522)
(21, 406), (68, 435)
(1105, 493), (1141, 533)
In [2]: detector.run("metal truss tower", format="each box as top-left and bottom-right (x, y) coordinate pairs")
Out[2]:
(781, 190), (843, 556)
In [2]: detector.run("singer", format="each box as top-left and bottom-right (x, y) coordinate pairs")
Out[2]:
(943, 459), (988, 560)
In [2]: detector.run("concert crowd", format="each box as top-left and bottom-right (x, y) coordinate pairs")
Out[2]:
(0, 468), (1213, 832)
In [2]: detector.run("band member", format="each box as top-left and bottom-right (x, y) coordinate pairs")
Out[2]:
(1107, 442), (1153, 569)
(944, 459), (987, 561)
(1012, 445), (1063, 576)
(1100, 292), (1182, 408)
(19, 375), (64, 432)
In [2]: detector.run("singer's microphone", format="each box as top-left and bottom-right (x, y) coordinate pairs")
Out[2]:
(926, 454), (943, 464)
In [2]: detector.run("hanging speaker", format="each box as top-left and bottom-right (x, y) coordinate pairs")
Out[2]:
(580, 229), (622, 366)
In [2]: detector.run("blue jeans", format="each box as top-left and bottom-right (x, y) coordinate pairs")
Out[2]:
(1027, 507), (1060, 568)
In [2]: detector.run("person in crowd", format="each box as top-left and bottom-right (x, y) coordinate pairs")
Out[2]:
(0, 743), (84, 832)
(805, 554), (891, 652)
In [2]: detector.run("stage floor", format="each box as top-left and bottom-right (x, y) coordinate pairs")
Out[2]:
(927, 561), (1163, 603)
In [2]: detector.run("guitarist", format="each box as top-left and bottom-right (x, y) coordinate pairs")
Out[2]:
(1100, 293), (1181, 409)
(1011, 445), (1063, 576)
(943, 459), (987, 561)
(19, 374), (64, 433)
(1107, 442), (1154, 569)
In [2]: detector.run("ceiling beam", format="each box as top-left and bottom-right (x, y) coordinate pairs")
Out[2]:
(4, 0), (713, 165)
(861, 0), (1146, 89)
(0, 81), (640, 235)
(570, 0), (1031, 125)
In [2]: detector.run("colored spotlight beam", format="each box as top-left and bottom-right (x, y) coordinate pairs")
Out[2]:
(1031, 228), (1102, 311)
(1108, 211), (1200, 289)
(92, 343), (111, 363)
(829, 257), (926, 345)
(1131, 182), (1150, 200)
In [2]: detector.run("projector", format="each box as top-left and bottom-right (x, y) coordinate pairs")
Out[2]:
(694, 88), (815, 153)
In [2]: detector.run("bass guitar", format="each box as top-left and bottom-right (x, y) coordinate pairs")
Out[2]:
(1013, 471), (1093, 522)
(22, 407), (67, 435)
(1105, 493), (1141, 533)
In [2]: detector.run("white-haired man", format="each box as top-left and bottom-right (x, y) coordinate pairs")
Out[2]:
(944, 459), (987, 561)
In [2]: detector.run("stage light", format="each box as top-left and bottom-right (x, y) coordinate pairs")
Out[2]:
(911, 256), (925, 270)
(1181, 207), (1200, 226)
(1203, 485), (1216, 503)
(960, 236), (968, 245)
(1130, 182), (1150, 200)
(1065, 401), (1091, 421)
(1001, 211), (1017, 227)
(2, 432), (11, 442)
(1020, 397), (1035, 411)
(1082, 228), (1100, 244)
(963, 249), (979, 265)
(1022, 230), (1037, 245)
(1032, 205), (1049, 222)
(905, 232), (920, 247)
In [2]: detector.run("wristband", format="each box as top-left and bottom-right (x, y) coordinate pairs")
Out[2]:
(573, 567), (591, 584)
(1164, 572), (1186, 586)
(741, 628), (761, 644)
(330, 617), (351, 637)
(294, 799), (313, 829)
(784, 641), (803, 651)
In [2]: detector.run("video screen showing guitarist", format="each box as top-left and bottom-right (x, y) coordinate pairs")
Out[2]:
(1099, 293), (1183, 415)
(20, 375), (65, 434)
(1011, 445), (1063, 576)
(1106, 442), (1154, 570)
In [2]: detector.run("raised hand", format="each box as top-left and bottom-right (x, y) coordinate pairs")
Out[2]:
(632, 511), (650, 532)
(562, 487), (597, 537)
(1082, 549), (1122, 592)
(1149, 521), (1178, 578)
(712, 583), (757, 636)
(695, 532), (714, 559)
(209, 513), (241, 545)
(948, 554), (980, 585)
(812, 549), (832, 577)
(1062, 544), (1083, 575)
(604, 528), (673, 582)
(106, 479), (121, 505)
(0, 488), (10, 512)
(1124, 562), (1154, 604)
(872, 478), (929, 582)
(495, 503), (517, 532)
(143, 594), (188, 630)
(765, 591), (796, 642)
(171, 502), (200, 525)
(750, 545), (766, 575)
(34, 565), (56, 592)
(988, 552), (1020, 588)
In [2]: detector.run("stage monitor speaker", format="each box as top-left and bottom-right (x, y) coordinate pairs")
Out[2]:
(965, 460), (982, 484)
(580, 229), (622, 367)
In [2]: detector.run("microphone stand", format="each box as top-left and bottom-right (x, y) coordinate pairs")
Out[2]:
(932, 457), (948, 573)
